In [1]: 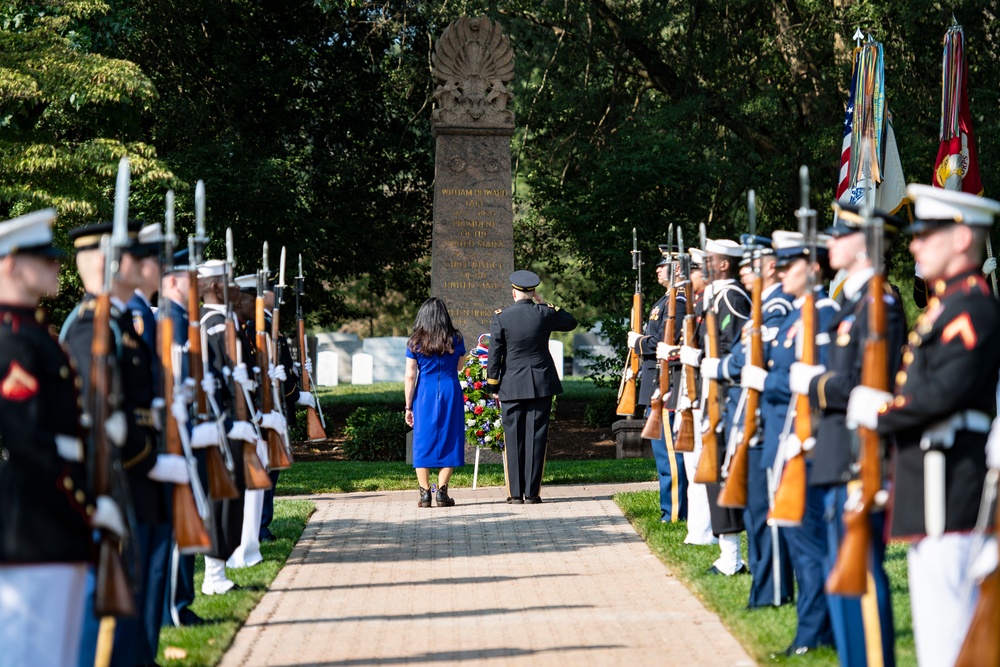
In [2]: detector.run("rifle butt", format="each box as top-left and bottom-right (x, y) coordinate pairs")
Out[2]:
(640, 403), (663, 440)
(616, 378), (636, 417)
(675, 411), (695, 452)
(94, 537), (137, 618)
(243, 442), (273, 490)
(693, 435), (718, 484)
(718, 446), (749, 508)
(172, 485), (212, 553)
(955, 570), (1000, 667)
(768, 455), (806, 526)
(825, 509), (871, 597)
(267, 432), (293, 470)
(306, 407), (327, 440)
(206, 446), (239, 500)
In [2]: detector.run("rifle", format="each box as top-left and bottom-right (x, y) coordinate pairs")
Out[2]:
(641, 224), (674, 441)
(694, 222), (721, 484)
(159, 191), (212, 551)
(296, 253), (327, 440)
(92, 158), (137, 620)
(189, 181), (238, 500)
(674, 227), (697, 453)
(955, 469), (1000, 667)
(225, 228), (272, 490)
(719, 191), (762, 509)
(257, 243), (292, 470)
(616, 228), (642, 417)
(269, 247), (296, 465)
(769, 165), (816, 527)
(826, 205), (888, 596)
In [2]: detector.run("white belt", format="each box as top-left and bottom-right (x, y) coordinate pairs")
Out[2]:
(55, 435), (84, 462)
(920, 410), (991, 451)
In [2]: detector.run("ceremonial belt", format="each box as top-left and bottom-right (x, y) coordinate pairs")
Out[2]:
(920, 410), (991, 451)
(133, 408), (155, 428)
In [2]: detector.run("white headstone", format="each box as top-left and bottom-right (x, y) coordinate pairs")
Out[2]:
(362, 336), (409, 382)
(573, 324), (616, 377)
(548, 340), (565, 380)
(315, 332), (362, 383)
(316, 351), (339, 386)
(352, 353), (374, 385)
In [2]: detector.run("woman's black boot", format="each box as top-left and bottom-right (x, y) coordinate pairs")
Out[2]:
(436, 484), (455, 507)
(418, 486), (432, 508)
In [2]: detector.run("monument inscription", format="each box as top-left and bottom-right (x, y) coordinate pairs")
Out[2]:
(430, 16), (516, 344)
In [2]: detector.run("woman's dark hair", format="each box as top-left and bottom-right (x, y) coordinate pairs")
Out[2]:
(408, 297), (461, 356)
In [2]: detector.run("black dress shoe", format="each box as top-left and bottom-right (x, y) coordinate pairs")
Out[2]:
(177, 609), (208, 627)
(524, 496), (542, 504)
(507, 496), (524, 504)
(770, 644), (824, 659)
(704, 566), (725, 576)
(259, 530), (276, 543)
(735, 564), (749, 575)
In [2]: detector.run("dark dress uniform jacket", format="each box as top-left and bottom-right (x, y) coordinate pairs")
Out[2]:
(487, 300), (577, 400)
(877, 270), (1000, 538)
(808, 275), (905, 487)
(635, 291), (684, 408)
(0, 305), (93, 563)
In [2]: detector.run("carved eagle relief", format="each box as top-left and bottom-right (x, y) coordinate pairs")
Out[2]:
(432, 16), (515, 128)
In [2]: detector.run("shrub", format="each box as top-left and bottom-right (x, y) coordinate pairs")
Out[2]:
(583, 390), (619, 428)
(342, 407), (408, 461)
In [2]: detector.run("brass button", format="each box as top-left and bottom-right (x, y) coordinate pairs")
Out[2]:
(63, 477), (73, 490)
(767, 360), (774, 368)
(35, 309), (45, 323)
(75, 490), (85, 503)
(894, 395), (907, 407)
(60, 366), (70, 379)
(896, 371), (907, 386)
(903, 351), (914, 365)
(908, 332), (920, 345)
(935, 280), (946, 295)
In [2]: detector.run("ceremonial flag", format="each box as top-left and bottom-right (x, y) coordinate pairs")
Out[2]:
(933, 24), (983, 195)
(836, 39), (909, 214)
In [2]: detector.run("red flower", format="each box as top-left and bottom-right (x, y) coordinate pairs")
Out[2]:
(465, 368), (471, 376)
(464, 395), (470, 402)
(474, 406), (484, 415)
(476, 429), (485, 437)
(473, 381), (482, 389)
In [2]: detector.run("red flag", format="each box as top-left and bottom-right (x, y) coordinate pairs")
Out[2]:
(933, 25), (983, 195)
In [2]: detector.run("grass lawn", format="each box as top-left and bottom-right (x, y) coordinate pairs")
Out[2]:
(156, 499), (315, 666)
(614, 490), (916, 667)
(276, 458), (656, 495)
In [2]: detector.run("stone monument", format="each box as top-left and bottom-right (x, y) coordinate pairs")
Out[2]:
(430, 16), (516, 344)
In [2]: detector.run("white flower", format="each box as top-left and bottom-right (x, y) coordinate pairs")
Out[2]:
(459, 381), (468, 389)
(477, 399), (486, 407)
(464, 404), (471, 412)
(494, 419), (502, 429)
(466, 418), (475, 426)
(484, 435), (493, 443)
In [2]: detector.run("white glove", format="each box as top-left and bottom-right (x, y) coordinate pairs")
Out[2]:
(191, 422), (221, 449)
(986, 418), (1000, 470)
(781, 433), (803, 459)
(789, 362), (826, 396)
(181, 377), (197, 404)
(147, 454), (190, 484)
(297, 391), (316, 409)
(656, 343), (679, 361)
(627, 331), (642, 349)
(170, 394), (189, 427)
(846, 386), (893, 430)
(680, 345), (703, 368)
(984, 256), (997, 275)
(151, 397), (166, 431)
(261, 411), (287, 435)
(91, 496), (126, 538)
(201, 374), (217, 398)
(304, 356), (313, 376)
(105, 411), (127, 447)
(676, 394), (692, 411)
(256, 438), (269, 468)
(740, 365), (768, 392)
(233, 363), (256, 392)
(227, 421), (257, 443)
(270, 363), (287, 383)
(700, 357), (721, 380)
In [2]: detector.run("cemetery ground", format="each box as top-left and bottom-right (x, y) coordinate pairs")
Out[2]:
(158, 380), (916, 666)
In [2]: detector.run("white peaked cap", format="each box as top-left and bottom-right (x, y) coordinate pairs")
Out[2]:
(907, 184), (1000, 226)
(688, 248), (705, 266)
(198, 259), (227, 278)
(771, 230), (803, 250)
(0, 208), (57, 257)
(705, 239), (743, 257)
(138, 222), (163, 244)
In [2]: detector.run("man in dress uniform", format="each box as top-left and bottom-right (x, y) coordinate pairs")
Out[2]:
(64, 220), (188, 665)
(627, 246), (687, 522)
(0, 210), (122, 667)
(487, 270), (577, 503)
(680, 238), (751, 576)
(847, 185), (1000, 667)
(790, 204), (904, 666)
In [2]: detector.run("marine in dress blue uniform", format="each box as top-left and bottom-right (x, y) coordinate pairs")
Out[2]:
(793, 205), (904, 667)
(487, 271), (577, 503)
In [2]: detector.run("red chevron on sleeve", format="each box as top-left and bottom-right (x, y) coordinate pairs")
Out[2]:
(941, 313), (977, 351)
(1, 361), (38, 401)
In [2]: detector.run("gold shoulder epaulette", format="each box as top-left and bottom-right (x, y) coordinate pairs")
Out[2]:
(494, 308), (503, 315)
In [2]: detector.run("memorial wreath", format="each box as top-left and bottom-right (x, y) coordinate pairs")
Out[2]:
(461, 334), (504, 452)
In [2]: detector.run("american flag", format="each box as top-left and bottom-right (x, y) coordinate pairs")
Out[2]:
(836, 55), (859, 202)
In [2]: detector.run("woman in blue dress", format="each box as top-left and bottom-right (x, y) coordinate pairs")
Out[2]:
(403, 298), (467, 507)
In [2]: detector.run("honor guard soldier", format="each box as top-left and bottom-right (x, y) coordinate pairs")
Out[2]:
(487, 270), (577, 503)
(63, 219), (183, 666)
(0, 210), (118, 667)
(790, 204), (904, 666)
(628, 246), (688, 522)
(748, 231), (839, 655)
(847, 185), (1000, 667)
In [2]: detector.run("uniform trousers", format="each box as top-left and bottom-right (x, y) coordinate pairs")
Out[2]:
(682, 407), (715, 545)
(908, 533), (978, 667)
(0, 563), (86, 667)
(260, 470), (280, 538)
(822, 484), (895, 667)
(228, 489), (265, 569)
(500, 395), (551, 499)
(744, 446), (794, 607)
(646, 407), (687, 522)
(784, 464), (833, 648)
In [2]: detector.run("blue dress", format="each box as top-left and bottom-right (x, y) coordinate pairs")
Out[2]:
(407, 335), (466, 468)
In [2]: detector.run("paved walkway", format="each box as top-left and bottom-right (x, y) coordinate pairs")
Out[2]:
(219, 483), (755, 667)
